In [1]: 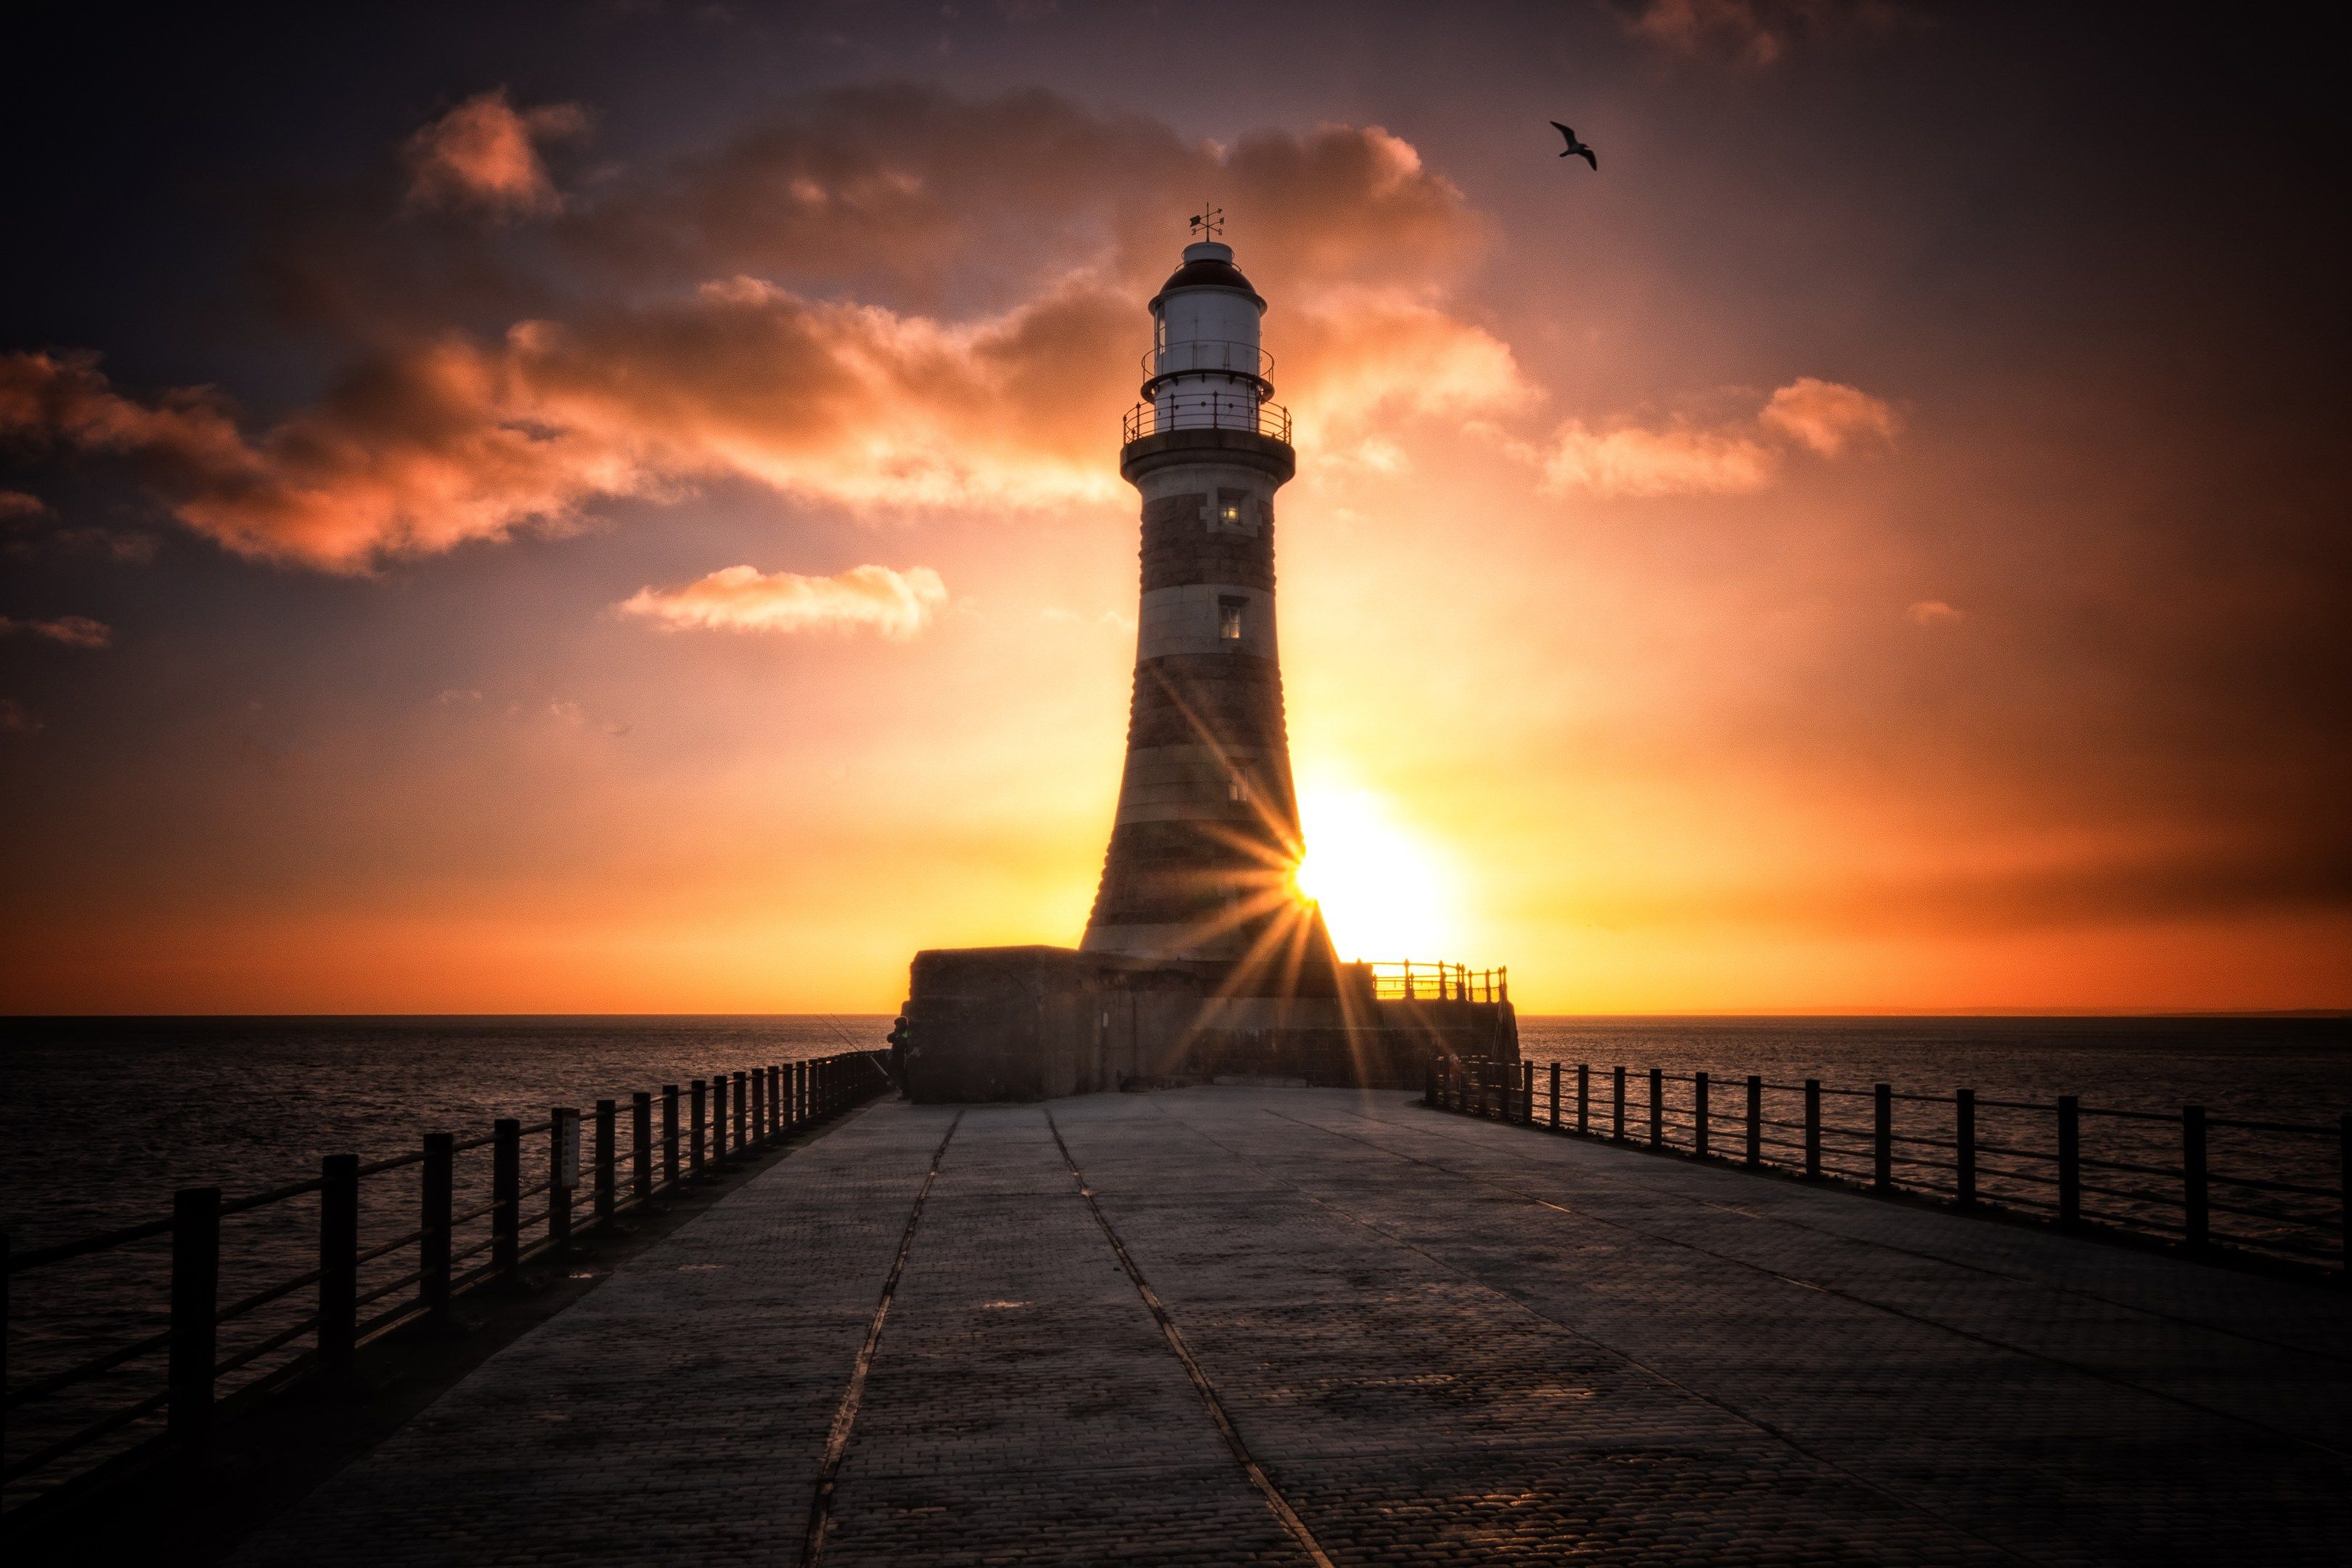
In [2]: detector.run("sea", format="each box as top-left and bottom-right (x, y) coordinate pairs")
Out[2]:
(2, 1013), (2346, 1503)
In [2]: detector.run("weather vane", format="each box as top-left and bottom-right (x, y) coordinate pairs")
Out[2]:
(1190, 203), (1225, 241)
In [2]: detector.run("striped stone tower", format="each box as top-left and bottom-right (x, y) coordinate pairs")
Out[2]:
(1081, 225), (1338, 989)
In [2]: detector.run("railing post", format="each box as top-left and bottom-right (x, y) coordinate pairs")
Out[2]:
(2181, 1106), (2207, 1249)
(1548, 1062), (1561, 1131)
(1648, 1068), (1663, 1148)
(711, 1074), (729, 1168)
(1874, 1084), (1892, 1191)
(595, 1099), (617, 1228)
(421, 1132), (453, 1326)
(1577, 1063), (1590, 1134)
(733, 1070), (748, 1155)
(633, 1092), (654, 1204)
(550, 1107), (579, 1251)
(751, 1066), (766, 1146)
(1612, 1066), (1625, 1142)
(2057, 1095), (2081, 1228)
(491, 1119), (520, 1278)
(769, 1064), (783, 1138)
(690, 1079), (707, 1176)
(318, 1153), (359, 1384)
(1745, 1075), (1761, 1168)
(1955, 1090), (1976, 1207)
(1694, 1071), (1710, 1159)
(662, 1084), (680, 1188)
(1804, 1080), (1821, 1179)
(1522, 1061), (1536, 1126)
(168, 1186), (221, 1448)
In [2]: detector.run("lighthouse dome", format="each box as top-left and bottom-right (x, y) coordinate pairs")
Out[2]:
(1151, 241), (1265, 311)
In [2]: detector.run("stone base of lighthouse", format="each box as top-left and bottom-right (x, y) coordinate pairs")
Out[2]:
(894, 945), (1519, 1103)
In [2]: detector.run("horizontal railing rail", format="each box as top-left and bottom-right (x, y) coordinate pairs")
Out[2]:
(1423, 1057), (2350, 1278)
(1, 1048), (896, 1514)
(1122, 393), (1291, 444)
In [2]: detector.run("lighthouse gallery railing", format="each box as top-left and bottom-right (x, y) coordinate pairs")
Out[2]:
(1123, 393), (1292, 444)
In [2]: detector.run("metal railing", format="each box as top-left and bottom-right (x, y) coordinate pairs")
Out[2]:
(1, 1049), (894, 1513)
(1122, 393), (1291, 444)
(1139, 340), (1274, 397)
(1367, 961), (1508, 1004)
(1426, 1058), (2351, 1278)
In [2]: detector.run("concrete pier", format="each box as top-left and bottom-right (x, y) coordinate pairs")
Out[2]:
(234, 1089), (2352, 1567)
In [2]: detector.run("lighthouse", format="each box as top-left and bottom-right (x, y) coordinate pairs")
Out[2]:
(1080, 226), (1339, 991)
(897, 220), (1516, 1102)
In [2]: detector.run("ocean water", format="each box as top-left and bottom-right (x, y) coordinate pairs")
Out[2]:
(1515, 1015), (2350, 1259)
(0, 1016), (891, 1503)
(1, 1013), (2346, 1503)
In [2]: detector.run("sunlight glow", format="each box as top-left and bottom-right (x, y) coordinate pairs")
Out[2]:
(1291, 782), (1457, 961)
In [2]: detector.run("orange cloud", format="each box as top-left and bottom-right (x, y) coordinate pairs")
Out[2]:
(0, 613), (112, 648)
(1538, 423), (1777, 497)
(1530, 377), (1893, 497)
(0, 698), (38, 734)
(1760, 375), (1900, 454)
(1906, 599), (1963, 627)
(1619, 0), (1914, 65)
(0, 489), (44, 519)
(618, 563), (947, 639)
(405, 89), (589, 216)
(0, 91), (1519, 571)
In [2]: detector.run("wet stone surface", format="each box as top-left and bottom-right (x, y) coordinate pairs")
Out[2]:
(234, 1089), (2352, 1567)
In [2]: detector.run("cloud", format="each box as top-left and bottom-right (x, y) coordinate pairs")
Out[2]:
(405, 89), (589, 216)
(1529, 377), (1893, 497)
(543, 698), (630, 736)
(1760, 376), (1900, 455)
(0, 90), (1524, 571)
(0, 613), (112, 648)
(0, 698), (38, 735)
(1906, 599), (1963, 627)
(0, 490), (44, 519)
(1538, 424), (1778, 498)
(1617, 0), (1914, 65)
(618, 563), (947, 640)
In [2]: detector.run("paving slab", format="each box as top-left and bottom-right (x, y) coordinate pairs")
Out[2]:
(234, 1088), (2352, 1567)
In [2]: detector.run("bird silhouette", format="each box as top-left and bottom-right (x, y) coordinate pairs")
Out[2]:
(1551, 121), (1597, 169)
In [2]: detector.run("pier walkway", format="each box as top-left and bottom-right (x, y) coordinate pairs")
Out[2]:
(234, 1088), (2352, 1567)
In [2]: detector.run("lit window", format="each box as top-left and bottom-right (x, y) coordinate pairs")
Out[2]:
(1220, 503), (1241, 525)
(1219, 598), (1244, 640)
(1228, 771), (1251, 803)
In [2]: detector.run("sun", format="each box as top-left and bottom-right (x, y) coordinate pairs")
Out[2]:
(1291, 781), (1458, 961)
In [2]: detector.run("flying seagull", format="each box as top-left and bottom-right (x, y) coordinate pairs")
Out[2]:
(1551, 121), (1597, 169)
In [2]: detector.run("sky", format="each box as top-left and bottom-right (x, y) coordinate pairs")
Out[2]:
(1, 0), (2345, 1015)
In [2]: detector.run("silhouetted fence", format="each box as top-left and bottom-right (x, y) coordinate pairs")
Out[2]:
(1426, 1058), (2350, 1277)
(1, 1049), (894, 1513)
(1365, 962), (1508, 1004)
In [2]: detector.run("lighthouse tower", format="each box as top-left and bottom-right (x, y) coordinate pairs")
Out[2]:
(1080, 227), (1338, 989)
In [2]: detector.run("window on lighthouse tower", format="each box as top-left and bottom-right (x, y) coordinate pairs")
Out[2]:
(1219, 597), (1245, 641)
